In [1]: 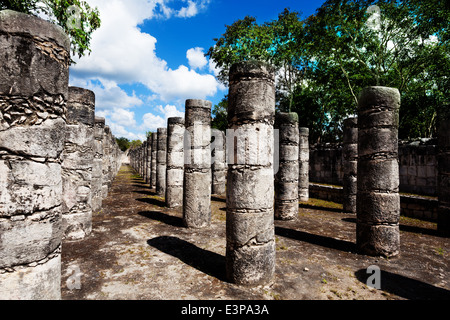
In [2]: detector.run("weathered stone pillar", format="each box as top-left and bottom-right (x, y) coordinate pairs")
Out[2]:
(437, 104), (450, 236)
(211, 129), (227, 195)
(92, 117), (104, 213)
(61, 87), (95, 240)
(146, 135), (152, 185)
(357, 86), (400, 257)
(102, 126), (111, 198)
(150, 131), (158, 189)
(298, 127), (309, 202)
(166, 117), (185, 208)
(343, 117), (358, 214)
(156, 128), (167, 197)
(275, 112), (299, 220)
(0, 10), (70, 299)
(142, 140), (148, 181)
(183, 99), (212, 228)
(226, 61), (276, 285)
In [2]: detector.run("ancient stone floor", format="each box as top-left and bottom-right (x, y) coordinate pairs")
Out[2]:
(61, 165), (450, 301)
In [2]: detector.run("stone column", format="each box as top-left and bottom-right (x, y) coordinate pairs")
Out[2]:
(211, 129), (227, 195)
(357, 86), (400, 257)
(61, 87), (95, 240)
(275, 112), (299, 220)
(0, 10), (70, 299)
(183, 99), (212, 228)
(437, 104), (450, 236)
(343, 117), (358, 213)
(150, 131), (158, 189)
(146, 135), (152, 185)
(298, 127), (309, 202)
(226, 61), (276, 285)
(102, 126), (111, 198)
(92, 117), (104, 213)
(142, 140), (148, 181)
(166, 117), (185, 208)
(156, 128), (167, 197)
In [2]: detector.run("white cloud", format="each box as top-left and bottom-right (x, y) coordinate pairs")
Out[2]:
(141, 113), (166, 132)
(110, 108), (137, 127)
(69, 0), (219, 140)
(69, 77), (143, 110)
(71, 0), (219, 104)
(177, 0), (198, 18)
(186, 47), (208, 70)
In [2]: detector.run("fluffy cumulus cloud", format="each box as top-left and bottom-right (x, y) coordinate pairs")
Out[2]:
(186, 47), (208, 70)
(69, 0), (219, 141)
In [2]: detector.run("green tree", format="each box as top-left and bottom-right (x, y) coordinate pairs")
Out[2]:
(304, 0), (449, 139)
(211, 95), (228, 131)
(116, 137), (130, 152)
(1, 0), (101, 62)
(129, 140), (142, 150)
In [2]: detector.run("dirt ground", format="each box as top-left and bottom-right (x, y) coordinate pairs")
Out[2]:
(61, 165), (450, 302)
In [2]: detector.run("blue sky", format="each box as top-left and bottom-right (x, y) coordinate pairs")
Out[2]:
(69, 0), (326, 141)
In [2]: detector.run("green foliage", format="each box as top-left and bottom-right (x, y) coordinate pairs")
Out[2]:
(116, 137), (130, 152)
(211, 95), (228, 131)
(1, 0), (101, 62)
(208, 1), (449, 143)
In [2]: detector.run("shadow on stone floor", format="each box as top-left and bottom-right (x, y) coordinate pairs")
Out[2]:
(275, 226), (356, 253)
(147, 236), (227, 282)
(138, 210), (184, 228)
(341, 217), (440, 237)
(136, 197), (166, 208)
(354, 268), (450, 300)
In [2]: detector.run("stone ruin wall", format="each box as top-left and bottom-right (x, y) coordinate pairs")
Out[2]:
(0, 10), (124, 299)
(1, 9), (449, 298)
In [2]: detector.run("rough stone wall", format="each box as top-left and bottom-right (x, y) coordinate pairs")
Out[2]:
(183, 100), (212, 228)
(166, 117), (185, 208)
(225, 61), (276, 286)
(211, 129), (227, 195)
(61, 87), (95, 240)
(102, 126), (111, 198)
(92, 117), (104, 213)
(0, 10), (70, 299)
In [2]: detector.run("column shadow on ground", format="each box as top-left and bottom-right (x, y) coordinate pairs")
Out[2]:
(147, 236), (227, 282)
(136, 197), (166, 208)
(341, 217), (440, 237)
(138, 211), (183, 227)
(354, 269), (450, 300)
(275, 226), (356, 253)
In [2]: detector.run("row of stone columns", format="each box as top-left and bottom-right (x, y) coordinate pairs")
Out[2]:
(0, 10), (123, 299)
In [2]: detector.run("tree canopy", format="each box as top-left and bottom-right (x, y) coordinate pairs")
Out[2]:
(207, 0), (449, 143)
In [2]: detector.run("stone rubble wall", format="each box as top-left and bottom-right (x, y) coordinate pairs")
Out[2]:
(0, 9), (124, 299)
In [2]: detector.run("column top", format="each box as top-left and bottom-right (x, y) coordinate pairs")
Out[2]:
(0, 9), (70, 51)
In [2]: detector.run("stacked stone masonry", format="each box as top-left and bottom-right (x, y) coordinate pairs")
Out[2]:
(356, 86), (401, 258)
(225, 61), (276, 285)
(183, 99), (212, 228)
(2, 8), (448, 299)
(166, 117), (185, 208)
(0, 10), (124, 299)
(61, 87), (95, 240)
(275, 112), (299, 220)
